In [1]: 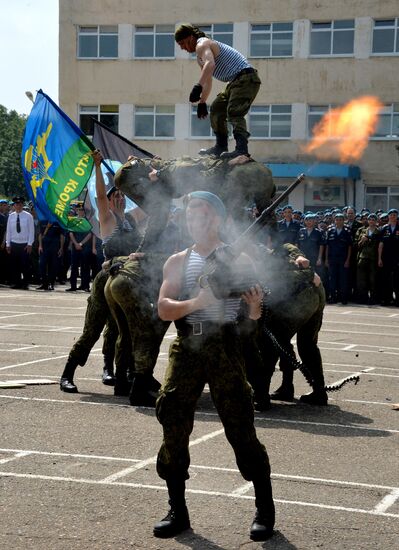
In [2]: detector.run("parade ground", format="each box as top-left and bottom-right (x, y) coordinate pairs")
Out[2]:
(0, 286), (398, 550)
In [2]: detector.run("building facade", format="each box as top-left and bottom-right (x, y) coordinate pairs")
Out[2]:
(59, 0), (399, 212)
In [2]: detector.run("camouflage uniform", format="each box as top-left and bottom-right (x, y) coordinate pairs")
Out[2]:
(250, 244), (326, 403)
(156, 324), (271, 482)
(115, 156), (275, 250)
(104, 253), (171, 399)
(60, 217), (141, 391)
(355, 226), (379, 304)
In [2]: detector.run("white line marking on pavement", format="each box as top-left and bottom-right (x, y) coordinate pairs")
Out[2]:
(0, 471), (397, 518)
(323, 329), (399, 337)
(8, 345), (39, 352)
(232, 482), (252, 495)
(342, 344), (357, 351)
(0, 448), (141, 463)
(0, 393), (397, 432)
(325, 320), (399, 328)
(0, 354), (70, 371)
(100, 428), (225, 483)
(0, 451), (32, 464)
(320, 340), (399, 351)
(373, 488), (399, 513)
(1, 448), (396, 492)
(0, 313), (36, 320)
(324, 362), (397, 372)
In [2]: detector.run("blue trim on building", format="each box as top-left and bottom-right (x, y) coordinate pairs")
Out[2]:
(265, 163), (361, 179)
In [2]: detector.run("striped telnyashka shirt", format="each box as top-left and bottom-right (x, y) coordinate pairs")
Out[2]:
(197, 38), (252, 82)
(184, 250), (241, 323)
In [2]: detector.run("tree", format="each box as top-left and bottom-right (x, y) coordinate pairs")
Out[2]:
(0, 105), (27, 198)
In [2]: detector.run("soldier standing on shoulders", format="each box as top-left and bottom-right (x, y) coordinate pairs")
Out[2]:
(175, 24), (261, 159)
(154, 191), (275, 541)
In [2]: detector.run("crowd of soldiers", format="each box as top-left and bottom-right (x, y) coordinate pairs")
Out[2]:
(269, 204), (399, 307)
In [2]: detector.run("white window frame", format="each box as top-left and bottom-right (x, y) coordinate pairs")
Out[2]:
(249, 22), (293, 58)
(193, 23), (234, 44)
(134, 106), (175, 139)
(307, 104), (334, 137)
(77, 25), (118, 59)
(310, 20), (355, 57)
(371, 18), (399, 56)
(249, 105), (292, 139)
(371, 103), (399, 140)
(79, 105), (119, 137)
(133, 24), (175, 59)
(365, 185), (399, 211)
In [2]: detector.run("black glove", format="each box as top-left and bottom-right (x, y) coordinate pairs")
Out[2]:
(197, 103), (208, 119)
(189, 83), (202, 103)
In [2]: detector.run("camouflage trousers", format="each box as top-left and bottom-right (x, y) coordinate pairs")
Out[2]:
(104, 259), (169, 379)
(210, 71), (261, 137)
(156, 325), (271, 481)
(68, 269), (118, 365)
(257, 284), (326, 391)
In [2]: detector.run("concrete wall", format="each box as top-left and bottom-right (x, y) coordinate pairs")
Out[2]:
(59, 0), (399, 209)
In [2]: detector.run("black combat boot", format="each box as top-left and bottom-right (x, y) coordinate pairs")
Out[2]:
(102, 354), (115, 386)
(250, 476), (275, 541)
(270, 369), (294, 402)
(299, 363), (328, 405)
(60, 358), (79, 393)
(153, 478), (191, 538)
(220, 132), (249, 160)
(198, 133), (228, 157)
(129, 373), (160, 407)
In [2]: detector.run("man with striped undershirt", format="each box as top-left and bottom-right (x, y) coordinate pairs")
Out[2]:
(175, 23), (261, 159)
(153, 191), (275, 541)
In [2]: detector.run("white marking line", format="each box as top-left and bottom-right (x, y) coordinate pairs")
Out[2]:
(0, 451), (32, 464)
(0, 393), (397, 433)
(0, 313), (36, 320)
(0, 302), (86, 310)
(323, 329), (399, 337)
(325, 362), (397, 372)
(320, 339), (399, 351)
(232, 481), (252, 495)
(325, 368), (399, 379)
(342, 344), (357, 351)
(0, 354), (69, 371)
(325, 320), (399, 329)
(1, 447), (396, 493)
(0, 471), (397, 519)
(0, 448), (141, 463)
(374, 488), (399, 513)
(100, 428), (225, 483)
(9, 345), (39, 352)
(0, 326), (82, 335)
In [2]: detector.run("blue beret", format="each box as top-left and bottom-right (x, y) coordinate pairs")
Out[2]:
(282, 205), (293, 211)
(0, 199), (8, 204)
(388, 208), (398, 215)
(335, 213), (344, 218)
(188, 191), (226, 219)
(368, 213), (377, 220)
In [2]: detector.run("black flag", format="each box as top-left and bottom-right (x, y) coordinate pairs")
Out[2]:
(92, 118), (155, 161)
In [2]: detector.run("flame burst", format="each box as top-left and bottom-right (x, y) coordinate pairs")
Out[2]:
(304, 96), (384, 163)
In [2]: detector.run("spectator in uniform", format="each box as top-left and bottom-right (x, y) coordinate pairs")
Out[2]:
(297, 213), (325, 273)
(37, 221), (65, 291)
(5, 196), (34, 289)
(275, 205), (300, 246)
(0, 199), (10, 284)
(378, 208), (399, 306)
(65, 204), (93, 292)
(355, 213), (380, 304)
(325, 212), (352, 304)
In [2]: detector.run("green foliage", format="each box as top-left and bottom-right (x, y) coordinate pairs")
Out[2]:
(0, 105), (27, 198)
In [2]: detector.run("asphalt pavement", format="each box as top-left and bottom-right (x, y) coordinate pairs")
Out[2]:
(0, 286), (398, 549)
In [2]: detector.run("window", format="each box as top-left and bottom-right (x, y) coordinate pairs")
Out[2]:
(79, 105), (119, 136)
(372, 19), (399, 54)
(307, 105), (334, 137)
(365, 186), (399, 212)
(194, 24), (234, 46)
(249, 105), (292, 138)
(134, 106), (175, 138)
(191, 107), (212, 138)
(372, 103), (399, 139)
(310, 20), (354, 56)
(134, 25), (175, 58)
(250, 23), (293, 57)
(78, 26), (118, 58)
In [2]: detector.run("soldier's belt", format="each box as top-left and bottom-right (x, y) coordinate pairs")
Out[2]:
(176, 320), (237, 338)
